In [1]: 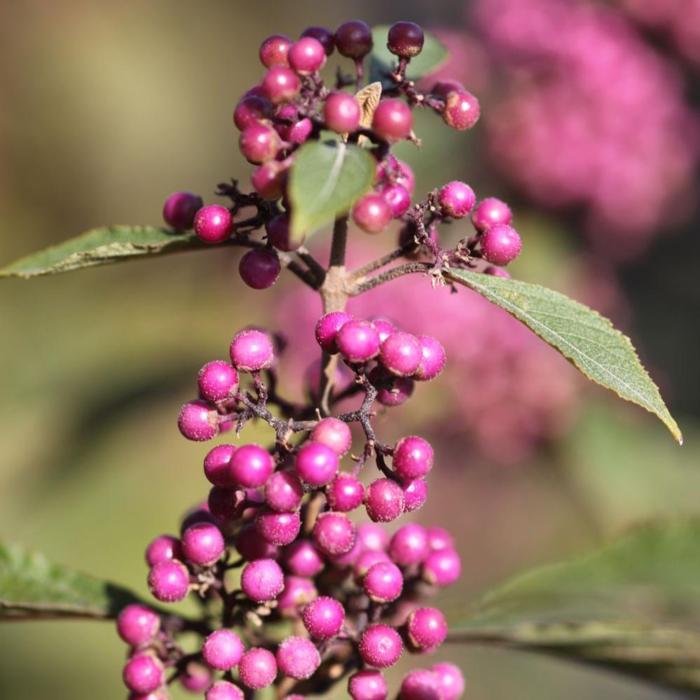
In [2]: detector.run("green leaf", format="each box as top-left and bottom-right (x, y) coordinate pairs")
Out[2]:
(446, 269), (682, 444)
(0, 543), (141, 620)
(369, 25), (449, 89)
(446, 521), (700, 693)
(289, 140), (375, 241)
(0, 225), (203, 278)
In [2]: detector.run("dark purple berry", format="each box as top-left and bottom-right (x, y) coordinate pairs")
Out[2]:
(163, 191), (203, 231)
(334, 20), (373, 59)
(233, 94), (273, 131)
(239, 248), (281, 290)
(301, 26), (335, 55)
(387, 21), (425, 59)
(266, 213), (301, 252)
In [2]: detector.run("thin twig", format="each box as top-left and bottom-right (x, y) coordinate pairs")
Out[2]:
(349, 262), (434, 296)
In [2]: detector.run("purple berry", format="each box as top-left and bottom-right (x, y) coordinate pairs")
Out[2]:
(178, 400), (218, 441)
(117, 604), (160, 647)
(259, 34), (292, 68)
(275, 108), (313, 144)
(239, 248), (281, 290)
(284, 539), (324, 577)
(234, 94), (273, 131)
(357, 523), (390, 552)
(229, 329), (275, 372)
(239, 122), (281, 164)
(288, 37), (326, 75)
(407, 607), (448, 652)
(484, 265), (511, 278)
(194, 205), (233, 244)
(354, 549), (390, 580)
(337, 320), (381, 363)
(365, 478), (405, 522)
(181, 522), (225, 567)
(266, 213), (301, 252)
(251, 161), (287, 200)
(235, 525), (279, 561)
(330, 538), (364, 568)
(431, 79), (465, 99)
(471, 197), (512, 232)
(163, 191), (203, 231)
(389, 524), (429, 567)
(295, 441), (339, 487)
(262, 67), (301, 104)
(394, 436), (434, 481)
(241, 558), (285, 602)
(442, 90), (480, 131)
(380, 331), (422, 377)
(349, 670), (388, 700)
(206, 680), (245, 700)
(371, 317), (396, 343)
(123, 653), (164, 694)
(381, 184), (411, 218)
(403, 478), (428, 512)
(180, 503), (216, 533)
(265, 470), (304, 512)
(208, 486), (245, 525)
(302, 596), (345, 639)
(301, 26), (335, 55)
(334, 20), (373, 59)
(438, 181), (476, 218)
(256, 509), (302, 546)
(422, 549), (462, 588)
(276, 636), (321, 680)
(324, 91), (361, 133)
(277, 575), (317, 616)
(179, 661), (212, 693)
(145, 535), (182, 567)
(431, 662), (465, 700)
(202, 629), (245, 671)
(358, 625), (403, 668)
(399, 669), (441, 700)
(352, 193), (393, 234)
(203, 444), (237, 488)
(230, 444), (274, 488)
(377, 155), (415, 193)
(312, 512), (356, 556)
(387, 21), (424, 59)
(311, 417), (352, 456)
(374, 373), (414, 407)
(238, 648), (278, 690)
(363, 561), (404, 603)
(427, 526), (455, 552)
(414, 336), (446, 381)
(198, 361), (238, 402)
(327, 473), (365, 512)
(315, 311), (353, 353)
(372, 99), (413, 142)
(480, 223), (522, 266)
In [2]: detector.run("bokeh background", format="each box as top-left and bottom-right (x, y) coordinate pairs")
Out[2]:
(1, 1), (699, 698)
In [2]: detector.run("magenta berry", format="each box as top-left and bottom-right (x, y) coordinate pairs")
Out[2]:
(239, 122), (281, 164)
(442, 90), (480, 131)
(431, 662), (465, 700)
(431, 79), (465, 99)
(194, 204), (234, 244)
(314, 311), (353, 353)
(377, 155), (415, 193)
(301, 26), (335, 55)
(198, 360), (238, 402)
(178, 400), (218, 442)
(380, 331), (422, 376)
(381, 184), (411, 218)
(276, 636), (321, 680)
(230, 444), (274, 488)
(265, 470), (304, 512)
(123, 653), (165, 694)
(414, 335), (446, 381)
(352, 193), (393, 234)
(349, 670), (388, 700)
(277, 575), (318, 615)
(363, 561), (404, 603)
(145, 534), (182, 567)
(407, 607), (448, 652)
(480, 223), (522, 266)
(438, 181), (476, 218)
(371, 317), (396, 343)
(295, 440), (339, 487)
(117, 604), (160, 647)
(239, 247), (281, 290)
(365, 478), (405, 522)
(179, 661), (212, 693)
(372, 99), (413, 142)
(359, 625), (403, 668)
(471, 197), (512, 232)
(233, 94), (273, 131)
(266, 213), (301, 252)
(399, 669), (441, 700)
(241, 558), (285, 602)
(389, 524), (429, 567)
(312, 511), (356, 555)
(262, 66), (301, 104)
(235, 525), (279, 561)
(256, 509), (302, 546)
(375, 374), (414, 407)
(259, 34), (292, 68)
(163, 191), (203, 231)
(203, 444), (237, 487)
(230, 329), (274, 371)
(202, 629), (245, 670)
(206, 680), (245, 700)
(403, 478), (428, 512)
(357, 522), (390, 552)
(327, 473), (365, 512)
(422, 548), (462, 588)
(251, 160), (287, 200)
(337, 319), (381, 363)
(302, 596), (345, 639)
(181, 522), (225, 567)
(324, 91), (361, 133)
(288, 37), (326, 75)
(238, 647), (278, 689)
(284, 539), (325, 577)
(387, 21), (424, 59)
(334, 20), (373, 59)
(311, 417), (352, 456)
(427, 526), (455, 552)
(354, 549), (391, 579)
(485, 265), (511, 279)
(393, 436), (433, 481)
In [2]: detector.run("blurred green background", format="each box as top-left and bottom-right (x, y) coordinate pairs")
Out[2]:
(1, 1), (698, 699)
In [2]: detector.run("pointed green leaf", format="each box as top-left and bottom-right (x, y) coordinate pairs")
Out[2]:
(0, 543), (141, 620)
(0, 225), (204, 279)
(289, 140), (375, 242)
(447, 269), (682, 443)
(446, 521), (700, 693)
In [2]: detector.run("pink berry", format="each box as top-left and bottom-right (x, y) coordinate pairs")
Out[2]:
(471, 197), (512, 232)
(354, 549), (390, 580)
(380, 331), (422, 377)
(117, 604), (160, 647)
(251, 161), (287, 200)
(315, 311), (353, 353)
(163, 191), (203, 231)
(194, 205), (233, 244)
(179, 661), (211, 693)
(427, 527), (455, 552)
(238, 648), (278, 689)
(352, 193), (393, 234)
(276, 111), (313, 145)
(363, 561), (404, 603)
(324, 91), (361, 133)
(181, 522), (225, 567)
(180, 503), (216, 533)
(123, 653), (164, 694)
(202, 629), (245, 670)
(431, 662), (465, 700)
(241, 558), (285, 602)
(422, 549), (462, 588)
(370, 317), (395, 344)
(399, 669), (441, 700)
(288, 37), (326, 75)
(372, 99), (413, 142)
(374, 373), (414, 407)
(438, 181), (476, 218)
(230, 444), (274, 488)
(387, 21), (424, 59)
(234, 94), (273, 131)
(365, 478), (404, 522)
(301, 26), (335, 55)
(377, 156), (415, 194)
(230, 329), (274, 371)
(389, 524), (429, 567)
(312, 512), (356, 556)
(265, 470), (304, 512)
(277, 575), (317, 615)
(283, 539), (325, 577)
(256, 509), (302, 546)
(414, 336), (446, 381)
(239, 248), (281, 290)
(480, 223), (522, 266)
(337, 320), (381, 363)
(349, 670), (388, 700)
(311, 417), (352, 456)
(239, 122), (281, 164)
(259, 35), (291, 67)
(358, 625), (403, 668)
(327, 473), (365, 512)
(442, 90), (480, 131)
(266, 213), (301, 252)
(276, 636), (321, 680)
(381, 184), (411, 218)
(145, 534), (182, 567)
(198, 361), (238, 402)
(295, 441), (339, 487)
(262, 67), (301, 104)
(206, 680), (245, 700)
(403, 479), (428, 512)
(330, 538), (364, 568)
(178, 400), (218, 441)
(357, 522), (390, 552)
(302, 596), (345, 639)
(203, 444), (237, 488)
(394, 436), (433, 481)
(235, 525), (279, 561)
(334, 20), (373, 59)
(407, 607), (448, 652)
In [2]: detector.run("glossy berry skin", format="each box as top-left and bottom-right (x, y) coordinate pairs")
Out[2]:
(422, 548), (462, 588)
(389, 524), (429, 567)
(255, 509), (302, 546)
(194, 205), (233, 244)
(234, 94), (273, 131)
(259, 34), (292, 68)
(203, 444), (237, 488)
(370, 317), (396, 344)
(363, 561), (404, 603)
(163, 191), (203, 231)
(315, 311), (353, 353)
(266, 213), (300, 252)
(265, 470), (304, 512)
(313, 512), (356, 556)
(365, 478), (405, 522)
(427, 526), (455, 552)
(399, 669), (441, 700)
(239, 248), (281, 290)
(374, 374), (414, 407)
(198, 361), (238, 403)
(301, 26), (335, 55)
(275, 110), (312, 145)
(359, 625), (403, 668)
(262, 67), (301, 104)
(414, 335), (446, 381)
(471, 197), (512, 232)
(206, 680), (245, 700)
(311, 417), (352, 456)
(276, 636), (321, 680)
(117, 604), (160, 647)
(380, 332), (422, 377)
(235, 525), (279, 561)
(443, 90), (480, 131)
(123, 653), (165, 694)
(348, 670), (388, 700)
(284, 539), (325, 577)
(354, 549), (390, 580)
(387, 21), (425, 59)
(239, 123), (281, 164)
(372, 99), (413, 142)
(402, 478), (428, 512)
(202, 629), (245, 671)
(277, 575), (318, 615)
(431, 662), (465, 700)
(334, 20), (373, 59)
(238, 647), (278, 690)
(178, 400), (218, 442)
(407, 607), (448, 652)
(145, 534), (182, 567)
(438, 181), (476, 218)
(295, 441), (339, 487)
(480, 223), (522, 266)
(288, 37), (326, 75)
(324, 91), (361, 133)
(327, 473), (365, 512)
(230, 329), (274, 371)
(381, 184), (411, 218)
(302, 596), (345, 639)
(251, 161), (287, 200)
(357, 523), (390, 552)
(337, 320), (381, 363)
(394, 436), (434, 481)
(241, 558), (284, 602)
(352, 193), (393, 234)
(182, 522), (225, 567)
(230, 444), (274, 488)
